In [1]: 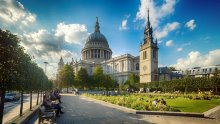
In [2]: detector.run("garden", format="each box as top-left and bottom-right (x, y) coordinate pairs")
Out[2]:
(82, 92), (220, 113)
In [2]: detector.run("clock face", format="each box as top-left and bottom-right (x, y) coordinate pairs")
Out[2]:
(143, 65), (147, 71)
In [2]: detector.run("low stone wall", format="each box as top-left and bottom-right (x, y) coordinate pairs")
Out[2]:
(7, 104), (40, 124)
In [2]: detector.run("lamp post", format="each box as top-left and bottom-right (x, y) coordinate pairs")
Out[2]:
(44, 62), (48, 74)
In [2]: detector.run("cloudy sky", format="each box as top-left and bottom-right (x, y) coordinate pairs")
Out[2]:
(0, 0), (220, 78)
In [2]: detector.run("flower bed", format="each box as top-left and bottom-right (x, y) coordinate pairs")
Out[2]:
(82, 93), (220, 113)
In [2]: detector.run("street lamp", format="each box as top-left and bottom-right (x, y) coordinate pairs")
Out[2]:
(44, 62), (48, 74)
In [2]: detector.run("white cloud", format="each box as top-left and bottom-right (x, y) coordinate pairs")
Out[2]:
(185, 19), (196, 30)
(0, 0), (36, 31)
(154, 22), (180, 39)
(166, 40), (174, 46)
(55, 23), (89, 45)
(177, 47), (183, 52)
(0, 0), (90, 79)
(172, 49), (220, 70)
(20, 23), (90, 78)
(135, 0), (177, 28)
(119, 15), (130, 30)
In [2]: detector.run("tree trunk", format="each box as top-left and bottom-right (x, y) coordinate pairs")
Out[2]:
(67, 87), (68, 93)
(40, 90), (42, 102)
(0, 90), (5, 124)
(185, 87), (187, 93)
(36, 90), (39, 105)
(215, 87), (218, 93)
(30, 91), (32, 110)
(20, 90), (24, 116)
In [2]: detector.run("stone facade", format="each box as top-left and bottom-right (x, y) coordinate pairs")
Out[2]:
(139, 9), (158, 83)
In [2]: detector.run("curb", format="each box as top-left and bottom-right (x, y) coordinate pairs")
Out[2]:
(7, 104), (41, 124)
(204, 105), (220, 119)
(136, 110), (204, 118)
(81, 95), (205, 118)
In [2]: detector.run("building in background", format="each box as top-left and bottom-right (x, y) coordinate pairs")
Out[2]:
(184, 65), (220, 78)
(158, 67), (183, 81)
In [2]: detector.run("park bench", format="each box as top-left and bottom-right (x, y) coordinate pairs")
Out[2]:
(38, 105), (56, 124)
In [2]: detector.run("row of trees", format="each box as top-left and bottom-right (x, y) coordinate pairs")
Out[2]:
(120, 73), (140, 91)
(0, 29), (53, 123)
(58, 64), (117, 91)
(143, 75), (220, 93)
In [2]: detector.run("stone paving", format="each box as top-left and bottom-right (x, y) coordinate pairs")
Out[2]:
(29, 94), (220, 124)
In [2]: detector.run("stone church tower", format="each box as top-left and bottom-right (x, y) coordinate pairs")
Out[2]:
(58, 56), (64, 72)
(140, 9), (158, 83)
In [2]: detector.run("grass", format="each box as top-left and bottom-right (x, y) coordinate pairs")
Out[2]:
(83, 93), (220, 113)
(166, 97), (220, 113)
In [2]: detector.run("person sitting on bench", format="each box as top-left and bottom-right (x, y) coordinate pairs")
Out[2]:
(43, 95), (64, 117)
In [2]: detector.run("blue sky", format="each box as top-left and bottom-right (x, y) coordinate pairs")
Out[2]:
(0, 0), (219, 78)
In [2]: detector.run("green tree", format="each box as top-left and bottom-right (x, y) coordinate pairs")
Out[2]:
(124, 73), (140, 90)
(76, 68), (89, 89)
(103, 75), (115, 91)
(93, 65), (105, 90)
(169, 67), (177, 71)
(59, 64), (75, 92)
(0, 29), (25, 123)
(211, 68), (220, 92)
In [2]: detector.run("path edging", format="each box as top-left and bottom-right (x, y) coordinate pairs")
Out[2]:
(81, 95), (205, 118)
(204, 105), (220, 119)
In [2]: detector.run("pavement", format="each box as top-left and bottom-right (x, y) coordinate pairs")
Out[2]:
(3, 94), (39, 124)
(28, 94), (220, 124)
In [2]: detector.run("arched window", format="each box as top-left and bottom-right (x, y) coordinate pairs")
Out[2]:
(136, 63), (139, 70)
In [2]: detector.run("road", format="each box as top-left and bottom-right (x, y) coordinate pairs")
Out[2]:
(3, 94), (39, 123)
(29, 94), (220, 124)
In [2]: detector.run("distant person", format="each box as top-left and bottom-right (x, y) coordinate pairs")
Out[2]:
(75, 89), (79, 95)
(161, 98), (166, 105)
(152, 99), (158, 105)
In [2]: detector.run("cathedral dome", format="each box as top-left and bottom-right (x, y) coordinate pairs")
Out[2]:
(84, 32), (109, 49)
(82, 17), (112, 63)
(83, 17), (110, 49)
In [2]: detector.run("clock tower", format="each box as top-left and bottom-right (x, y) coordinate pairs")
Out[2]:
(140, 9), (158, 83)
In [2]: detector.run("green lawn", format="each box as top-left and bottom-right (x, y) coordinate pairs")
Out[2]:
(166, 97), (220, 113)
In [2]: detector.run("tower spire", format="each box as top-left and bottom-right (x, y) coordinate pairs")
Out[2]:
(147, 8), (150, 28)
(95, 17), (100, 32)
(60, 56), (63, 62)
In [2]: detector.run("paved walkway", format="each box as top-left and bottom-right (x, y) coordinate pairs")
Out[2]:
(29, 94), (220, 124)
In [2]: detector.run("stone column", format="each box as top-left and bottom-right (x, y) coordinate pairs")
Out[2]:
(85, 51), (87, 59)
(82, 52), (83, 60)
(100, 50), (103, 58)
(93, 49), (95, 58)
(100, 49), (101, 59)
